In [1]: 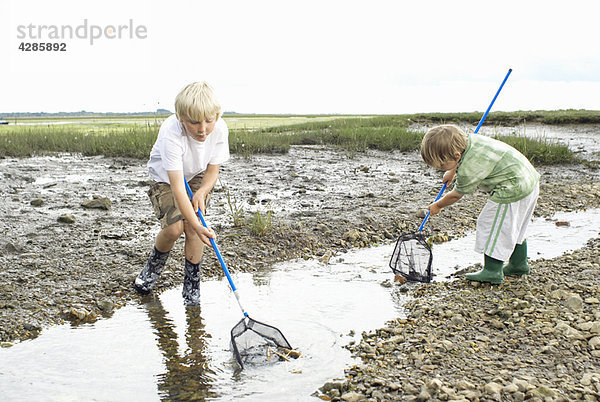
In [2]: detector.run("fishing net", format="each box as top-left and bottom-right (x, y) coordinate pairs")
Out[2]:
(230, 316), (294, 369)
(389, 232), (433, 283)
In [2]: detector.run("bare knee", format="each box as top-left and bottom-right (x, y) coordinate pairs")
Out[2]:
(161, 221), (184, 242)
(183, 221), (198, 238)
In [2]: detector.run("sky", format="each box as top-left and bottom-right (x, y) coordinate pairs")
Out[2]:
(2, 0), (600, 114)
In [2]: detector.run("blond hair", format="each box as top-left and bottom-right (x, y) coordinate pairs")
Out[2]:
(420, 125), (468, 169)
(175, 81), (221, 122)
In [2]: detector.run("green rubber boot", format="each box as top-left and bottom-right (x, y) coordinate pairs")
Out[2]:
(503, 241), (530, 276)
(466, 255), (504, 284)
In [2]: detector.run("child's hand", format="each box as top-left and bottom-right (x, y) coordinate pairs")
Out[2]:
(196, 226), (215, 246)
(442, 169), (456, 184)
(428, 201), (442, 216)
(192, 190), (209, 215)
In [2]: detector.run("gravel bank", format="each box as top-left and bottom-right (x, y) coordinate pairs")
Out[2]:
(318, 237), (600, 401)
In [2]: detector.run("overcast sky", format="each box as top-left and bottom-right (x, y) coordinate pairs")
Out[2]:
(2, 0), (599, 114)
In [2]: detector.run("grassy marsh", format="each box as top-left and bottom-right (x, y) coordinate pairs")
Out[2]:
(0, 124), (158, 159)
(408, 109), (600, 126)
(1, 110), (597, 165)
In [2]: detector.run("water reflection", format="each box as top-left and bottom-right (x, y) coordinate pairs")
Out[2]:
(142, 296), (218, 400)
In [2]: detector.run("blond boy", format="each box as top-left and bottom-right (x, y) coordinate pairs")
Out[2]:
(134, 82), (230, 305)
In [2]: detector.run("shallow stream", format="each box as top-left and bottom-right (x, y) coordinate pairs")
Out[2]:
(1, 208), (599, 401)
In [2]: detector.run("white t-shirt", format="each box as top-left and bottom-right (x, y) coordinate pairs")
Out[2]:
(147, 114), (230, 183)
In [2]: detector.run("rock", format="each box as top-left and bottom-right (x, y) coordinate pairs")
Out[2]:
(30, 198), (44, 207)
(387, 383), (401, 391)
(550, 289), (570, 300)
(69, 307), (89, 321)
(57, 214), (76, 224)
(403, 382), (420, 394)
(484, 382), (503, 395)
(455, 380), (476, 390)
(585, 297), (600, 304)
(343, 229), (360, 242)
(319, 251), (333, 264)
(81, 197), (111, 210)
(315, 223), (329, 232)
(460, 390), (480, 400)
(416, 209), (428, 218)
(565, 294), (584, 311)
(439, 386), (456, 398)
(97, 299), (114, 313)
(590, 322), (600, 334)
(3, 242), (24, 254)
(439, 340), (454, 350)
(490, 319), (505, 329)
(588, 337), (600, 348)
(503, 383), (519, 393)
(430, 233), (449, 243)
(555, 323), (586, 340)
(415, 387), (431, 401)
(427, 379), (443, 391)
(581, 373), (600, 386)
(320, 382), (343, 393)
(22, 322), (41, 331)
(340, 391), (366, 402)
(529, 385), (556, 398)
(451, 314), (465, 325)
(578, 322), (594, 331)
(512, 379), (534, 392)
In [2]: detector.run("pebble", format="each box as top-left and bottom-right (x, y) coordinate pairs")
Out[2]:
(57, 214), (76, 224)
(81, 196), (111, 210)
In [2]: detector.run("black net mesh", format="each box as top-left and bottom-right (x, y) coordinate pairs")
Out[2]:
(389, 233), (433, 283)
(230, 316), (293, 369)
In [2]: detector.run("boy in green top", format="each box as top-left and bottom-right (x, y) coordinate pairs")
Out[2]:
(420, 125), (540, 284)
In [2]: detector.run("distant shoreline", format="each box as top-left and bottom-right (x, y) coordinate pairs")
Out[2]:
(0, 110), (172, 119)
(1, 109), (600, 125)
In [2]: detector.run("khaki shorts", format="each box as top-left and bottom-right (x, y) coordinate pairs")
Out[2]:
(148, 173), (212, 229)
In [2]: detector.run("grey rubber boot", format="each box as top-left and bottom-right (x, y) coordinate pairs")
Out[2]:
(134, 247), (170, 294)
(182, 258), (202, 306)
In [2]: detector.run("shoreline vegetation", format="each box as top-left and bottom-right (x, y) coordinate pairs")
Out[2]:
(1, 110), (599, 165)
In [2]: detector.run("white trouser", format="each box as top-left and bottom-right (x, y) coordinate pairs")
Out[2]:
(474, 184), (539, 261)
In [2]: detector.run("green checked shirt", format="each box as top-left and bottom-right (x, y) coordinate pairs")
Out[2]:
(455, 133), (540, 203)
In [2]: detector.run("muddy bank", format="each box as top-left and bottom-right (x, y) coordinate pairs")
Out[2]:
(0, 144), (599, 347)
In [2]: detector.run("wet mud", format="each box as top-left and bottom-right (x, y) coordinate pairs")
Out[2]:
(1, 126), (600, 347)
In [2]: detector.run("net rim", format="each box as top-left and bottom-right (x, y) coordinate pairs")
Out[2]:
(389, 232), (433, 283)
(230, 315), (292, 369)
